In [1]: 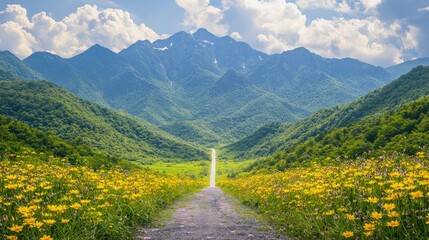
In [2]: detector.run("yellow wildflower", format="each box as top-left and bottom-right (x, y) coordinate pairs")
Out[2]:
(371, 211), (383, 220)
(43, 219), (56, 225)
(345, 214), (355, 221)
(70, 203), (82, 209)
(386, 220), (400, 227)
(9, 225), (23, 232)
(342, 231), (354, 238)
(80, 199), (91, 205)
(363, 223), (375, 231)
(6, 236), (18, 240)
(33, 221), (43, 228)
(69, 189), (80, 195)
(410, 190), (423, 198)
(61, 219), (70, 223)
(367, 197), (378, 203)
(383, 203), (395, 211)
(388, 211), (399, 218)
(325, 210), (335, 215)
(40, 235), (53, 240)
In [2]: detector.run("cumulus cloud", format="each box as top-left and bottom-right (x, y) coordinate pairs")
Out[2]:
(360, 0), (382, 11)
(295, 0), (336, 9)
(215, 0), (420, 66)
(299, 17), (405, 65)
(0, 4), (161, 58)
(230, 31), (242, 40)
(295, 0), (380, 14)
(175, 0), (228, 35)
(418, 6), (429, 12)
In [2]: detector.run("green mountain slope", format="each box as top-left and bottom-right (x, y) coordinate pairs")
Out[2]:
(386, 57), (429, 80)
(247, 48), (391, 111)
(0, 68), (18, 80)
(0, 80), (208, 161)
(252, 95), (429, 171)
(0, 51), (42, 80)
(0, 114), (124, 169)
(226, 66), (429, 159)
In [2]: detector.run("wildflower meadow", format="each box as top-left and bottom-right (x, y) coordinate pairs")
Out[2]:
(220, 153), (429, 239)
(0, 152), (204, 239)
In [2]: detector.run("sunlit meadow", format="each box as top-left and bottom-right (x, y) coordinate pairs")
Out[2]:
(220, 153), (429, 239)
(0, 152), (204, 239)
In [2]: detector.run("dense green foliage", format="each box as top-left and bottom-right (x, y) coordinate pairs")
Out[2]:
(0, 68), (17, 80)
(252, 96), (429, 171)
(0, 114), (130, 169)
(0, 80), (207, 162)
(226, 65), (429, 159)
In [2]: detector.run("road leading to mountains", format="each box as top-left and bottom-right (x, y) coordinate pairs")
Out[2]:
(210, 149), (216, 187)
(137, 149), (286, 240)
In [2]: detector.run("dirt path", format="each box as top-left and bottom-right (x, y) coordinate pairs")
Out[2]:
(137, 187), (287, 240)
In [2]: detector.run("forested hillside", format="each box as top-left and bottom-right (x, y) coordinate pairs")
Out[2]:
(250, 96), (429, 171)
(226, 66), (429, 159)
(0, 115), (128, 168)
(0, 80), (207, 161)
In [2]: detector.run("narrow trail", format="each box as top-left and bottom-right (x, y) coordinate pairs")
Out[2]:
(137, 150), (286, 240)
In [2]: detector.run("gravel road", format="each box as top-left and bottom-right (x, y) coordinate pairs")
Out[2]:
(137, 187), (287, 240)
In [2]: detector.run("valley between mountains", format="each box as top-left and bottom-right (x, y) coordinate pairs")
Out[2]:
(1, 28), (429, 239)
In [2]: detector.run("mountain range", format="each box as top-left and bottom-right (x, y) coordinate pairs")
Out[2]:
(1, 28), (428, 148)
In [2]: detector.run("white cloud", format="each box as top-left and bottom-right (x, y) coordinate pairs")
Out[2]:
(402, 26), (420, 50)
(175, 0), (228, 35)
(230, 31), (242, 40)
(221, 0), (306, 51)
(418, 6), (429, 12)
(360, 0), (382, 11)
(0, 4), (161, 58)
(0, 21), (36, 57)
(296, 0), (381, 14)
(299, 17), (405, 65)
(217, 0), (418, 66)
(0, 4), (30, 26)
(296, 0), (337, 10)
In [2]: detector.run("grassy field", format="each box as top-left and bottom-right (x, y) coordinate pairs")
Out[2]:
(143, 159), (256, 185)
(219, 153), (429, 239)
(142, 160), (211, 182)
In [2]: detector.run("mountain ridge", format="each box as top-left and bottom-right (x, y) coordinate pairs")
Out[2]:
(10, 28), (429, 146)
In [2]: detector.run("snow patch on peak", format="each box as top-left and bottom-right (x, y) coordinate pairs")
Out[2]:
(214, 58), (218, 64)
(153, 46), (168, 51)
(258, 56), (263, 61)
(202, 40), (214, 45)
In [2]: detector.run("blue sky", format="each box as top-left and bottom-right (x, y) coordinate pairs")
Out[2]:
(0, 0), (428, 67)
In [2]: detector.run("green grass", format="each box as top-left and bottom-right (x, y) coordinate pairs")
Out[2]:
(142, 158), (256, 186)
(216, 159), (255, 181)
(142, 160), (211, 182)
